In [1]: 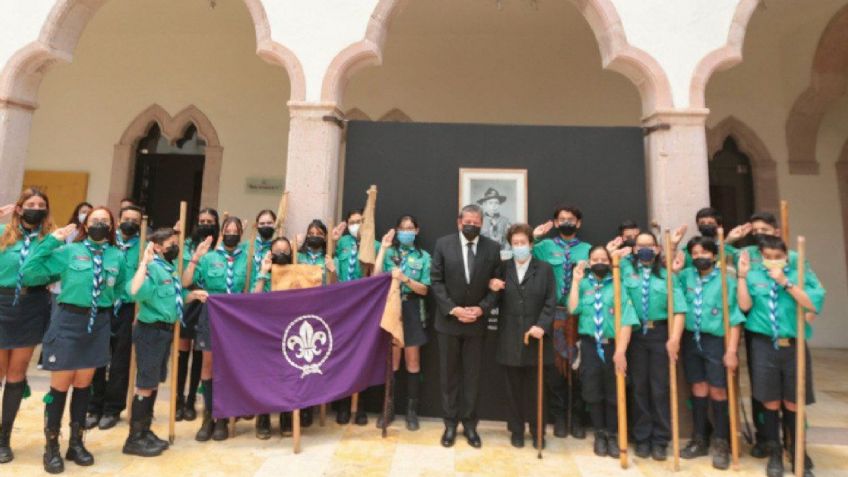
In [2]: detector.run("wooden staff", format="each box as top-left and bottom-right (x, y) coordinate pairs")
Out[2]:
(718, 228), (741, 469)
(663, 230), (681, 471)
(169, 202), (187, 444)
(524, 331), (544, 459)
(227, 226), (258, 438)
(275, 191), (289, 237)
(125, 216), (148, 412)
(780, 200), (789, 243)
(293, 409), (301, 454)
(612, 254), (628, 469)
(794, 237), (807, 477)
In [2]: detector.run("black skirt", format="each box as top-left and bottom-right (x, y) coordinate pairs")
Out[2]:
(42, 305), (110, 371)
(180, 300), (203, 340)
(401, 297), (428, 348)
(194, 303), (212, 352)
(0, 289), (50, 349)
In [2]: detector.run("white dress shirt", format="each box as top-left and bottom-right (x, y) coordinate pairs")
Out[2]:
(459, 233), (479, 284)
(515, 258), (531, 283)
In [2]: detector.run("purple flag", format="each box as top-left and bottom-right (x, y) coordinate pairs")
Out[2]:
(208, 273), (400, 418)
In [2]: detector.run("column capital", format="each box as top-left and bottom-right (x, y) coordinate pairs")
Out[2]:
(287, 101), (343, 118)
(641, 108), (710, 126)
(0, 97), (38, 112)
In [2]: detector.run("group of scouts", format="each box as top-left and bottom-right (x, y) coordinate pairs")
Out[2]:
(0, 187), (825, 477)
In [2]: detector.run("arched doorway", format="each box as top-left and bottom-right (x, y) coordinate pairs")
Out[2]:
(709, 136), (755, 228)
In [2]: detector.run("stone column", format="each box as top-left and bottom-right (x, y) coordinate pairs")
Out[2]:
(641, 109), (712, 234)
(0, 101), (36, 207)
(284, 102), (344, 235)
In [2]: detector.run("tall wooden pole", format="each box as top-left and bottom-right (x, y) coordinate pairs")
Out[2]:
(612, 255), (628, 469)
(718, 228), (741, 469)
(125, 216), (148, 412)
(664, 230), (680, 471)
(780, 200), (790, 243)
(794, 237), (807, 477)
(169, 202), (187, 444)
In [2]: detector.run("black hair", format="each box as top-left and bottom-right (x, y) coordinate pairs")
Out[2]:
(757, 235), (787, 253)
(149, 227), (177, 245)
(391, 214), (422, 254)
(221, 216), (244, 238)
(629, 231), (664, 278)
(119, 205), (144, 219)
(695, 207), (722, 225)
(457, 204), (483, 221)
(342, 209), (364, 237)
(618, 219), (639, 235)
(749, 211), (778, 228)
(588, 244), (611, 262)
(69, 201), (93, 226)
(255, 209), (277, 223)
(119, 197), (135, 205)
(686, 235), (719, 256)
(191, 208), (220, 249)
(552, 205), (583, 222)
(299, 219), (328, 254)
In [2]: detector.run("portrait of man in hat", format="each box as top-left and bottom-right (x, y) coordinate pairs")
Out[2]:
(477, 187), (512, 249)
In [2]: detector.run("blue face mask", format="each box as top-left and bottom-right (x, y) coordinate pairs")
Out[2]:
(397, 230), (416, 245)
(512, 245), (531, 261)
(636, 248), (656, 262)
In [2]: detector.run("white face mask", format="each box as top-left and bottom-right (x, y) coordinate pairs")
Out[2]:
(348, 223), (361, 238)
(78, 213), (88, 224)
(512, 245), (531, 262)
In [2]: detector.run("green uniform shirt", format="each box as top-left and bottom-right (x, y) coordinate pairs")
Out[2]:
(334, 235), (380, 282)
(569, 275), (640, 339)
(678, 266), (745, 337)
(683, 242), (738, 268)
(22, 235), (128, 308)
(743, 262), (825, 340)
(532, 237), (591, 306)
(245, 238), (274, 291)
(0, 224), (57, 287)
(193, 247), (249, 295)
(620, 259), (688, 323)
(382, 245), (432, 294)
(115, 234), (141, 304)
(129, 258), (183, 324)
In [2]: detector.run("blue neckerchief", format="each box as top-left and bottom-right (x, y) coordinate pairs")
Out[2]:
(766, 265), (790, 349)
(692, 268), (719, 350)
(216, 246), (243, 294)
(639, 264), (652, 334)
(13, 225), (39, 306)
(553, 237), (580, 296)
(83, 240), (107, 333)
(588, 273), (612, 362)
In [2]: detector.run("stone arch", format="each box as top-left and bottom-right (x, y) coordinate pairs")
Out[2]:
(321, 0), (674, 114)
(107, 104), (223, 211)
(706, 115), (779, 215)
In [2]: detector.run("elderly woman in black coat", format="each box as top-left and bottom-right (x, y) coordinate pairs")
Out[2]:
(489, 223), (557, 450)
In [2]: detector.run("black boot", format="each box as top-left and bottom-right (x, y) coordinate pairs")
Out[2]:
(571, 415), (586, 439)
(123, 419), (163, 457)
(65, 423), (93, 466)
(553, 415), (568, 438)
(336, 406), (351, 425)
(195, 409), (214, 442)
(766, 441), (784, 477)
(1, 379), (27, 463)
(212, 419), (229, 441)
(593, 431), (608, 456)
(354, 407), (368, 426)
(175, 395), (185, 422)
(256, 414), (271, 440)
(185, 351), (202, 421)
(280, 413), (292, 437)
(607, 433), (621, 458)
(712, 438), (730, 470)
(301, 407), (313, 428)
(0, 426), (10, 464)
(681, 437), (710, 459)
(43, 428), (64, 474)
(405, 398), (420, 431)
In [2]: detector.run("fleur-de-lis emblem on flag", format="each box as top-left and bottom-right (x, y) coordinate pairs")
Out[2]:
(282, 315), (334, 378)
(287, 320), (327, 363)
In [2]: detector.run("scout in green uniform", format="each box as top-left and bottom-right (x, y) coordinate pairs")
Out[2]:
(0, 188), (55, 464)
(672, 207), (743, 269)
(182, 216), (248, 442)
(252, 237), (294, 438)
(621, 231), (687, 461)
(374, 215), (432, 431)
(22, 207), (128, 474)
(122, 228), (207, 457)
(671, 236), (745, 470)
(248, 210), (277, 291)
(531, 205), (592, 438)
(568, 245), (638, 458)
(87, 205), (143, 431)
(175, 208), (219, 422)
(737, 236), (825, 477)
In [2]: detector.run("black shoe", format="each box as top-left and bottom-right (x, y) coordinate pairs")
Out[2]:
(593, 432), (608, 456)
(183, 402), (197, 422)
(607, 434), (621, 459)
(175, 397), (185, 422)
(681, 437), (710, 459)
(123, 421), (163, 457)
(553, 415), (567, 438)
(441, 426), (457, 447)
(336, 408), (351, 425)
(570, 418), (586, 439)
(255, 415), (271, 440)
(354, 409), (368, 426)
(750, 440), (769, 458)
(97, 414), (119, 430)
(464, 427), (482, 448)
(212, 419), (229, 441)
(712, 438), (730, 470)
(405, 399), (420, 432)
(280, 413), (292, 437)
(766, 442), (784, 477)
(511, 432), (525, 448)
(651, 443), (667, 461)
(84, 413), (100, 430)
(301, 408), (313, 428)
(144, 430), (169, 452)
(43, 428), (64, 474)
(195, 410), (214, 442)
(635, 441), (651, 458)
(791, 452), (815, 477)
(0, 426), (12, 463)
(66, 423), (94, 466)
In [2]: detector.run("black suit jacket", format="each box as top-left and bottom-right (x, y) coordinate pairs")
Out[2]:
(430, 233), (501, 336)
(494, 258), (556, 367)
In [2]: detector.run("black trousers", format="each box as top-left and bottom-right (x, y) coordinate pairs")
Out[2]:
(628, 323), (671, 446)
(546, 364), (583, 422)
(503, 365), (548, 435)
(89, 303), (134, 416)
(744, 329), (766, 444)
(438, 332), (483, 429)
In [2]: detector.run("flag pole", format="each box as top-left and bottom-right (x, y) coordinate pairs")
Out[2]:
(613, 254), (628, 469)
(664, 230), (681, 471)
(794, 237), (807, 477)
(292, 409), (301, 454)
(126, 216), (147, 412)
(780, 200), (790, 243)
(169, 202), (187, 444)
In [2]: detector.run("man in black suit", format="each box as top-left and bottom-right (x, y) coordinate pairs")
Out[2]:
(430, 204), (501, 448)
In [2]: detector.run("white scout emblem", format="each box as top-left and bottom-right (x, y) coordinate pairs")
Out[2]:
(283, 314), (333, 378)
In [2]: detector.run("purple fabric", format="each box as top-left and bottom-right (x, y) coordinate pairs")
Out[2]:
(208, 273), (392, 418)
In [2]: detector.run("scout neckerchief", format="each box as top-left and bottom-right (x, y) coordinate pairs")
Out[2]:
(13, 225), (39, 306)
(766, 265), (790, 350)
(692, 267), (719, 351)
(113, 233), (139, 314)
(153, 256), (184, 326)
(588, 273), (612, 362)
(216, 246), (243, 294)
(253, 237), (272, 273)
(83, 239), (107, 333)
(638, 263), (652, 334)
(553, 236), (580, 296)
(346, 238), (359, 280)
(305, 249), (323, 266)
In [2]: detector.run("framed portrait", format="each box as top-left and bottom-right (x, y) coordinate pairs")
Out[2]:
(458, 168), (528, 251)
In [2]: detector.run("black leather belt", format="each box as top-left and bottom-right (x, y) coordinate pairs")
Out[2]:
(138, 321), (175, 332)
(60, 304), (110, 315)
(401, 293), (420, 302)
(580, 334), (614, 345)
(752, 332), (796, 348)
(0, 285), (47, 296)
(643, 320), (668, 329)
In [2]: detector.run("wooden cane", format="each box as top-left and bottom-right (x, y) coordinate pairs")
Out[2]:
(169, 202), (187, 444)
(718, 228), (741, 469)
(780, 200), (790, 244)
(524, 331), (544, 459)
(275, 191), (289, 238)
(663, 230), (681, 471)
(293, 409), (301, 454)
(125, 216), (148, 412)
(794, 237), (807, 477)
(612, 255), (628, 469)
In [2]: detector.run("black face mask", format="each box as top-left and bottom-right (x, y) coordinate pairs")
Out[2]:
(163, 244), (180, 263)
(590, 263), (611, 277)
(196, 224), (218, 240)
(698, 224), (718, 238)
(305, 236), (325, 250)
(622, 238), (636, 248)
(692, 257), (714, 272)
(222, 234), (240, 248)
(271, 252), (292, 265)
(87, 223), (111, 242)
(21, 208), (47, 226)
(558, 222), (577, 236)
(461, 224), (480, 241)
(119, 221), (140, 236)
(258, 226), (275, 241)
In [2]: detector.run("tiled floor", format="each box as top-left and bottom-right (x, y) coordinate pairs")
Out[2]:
(5, 349), (848, 476)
